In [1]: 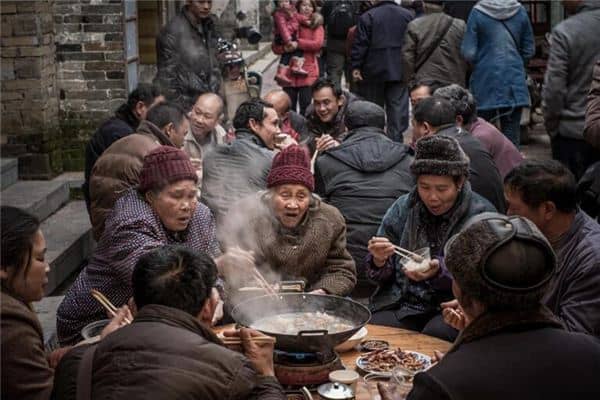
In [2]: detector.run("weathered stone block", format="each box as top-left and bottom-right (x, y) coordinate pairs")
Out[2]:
(1, 35), (38, 46)
(58, 52), (104, 62)
(87, 79), (124, 90)
(81, 5), (122, 14)
(58, 23), (82, 34)
(0, 3), (17, 14)
(57, 70), (84, 80)
(2, 79), (40, 90)
(66, 90), (109, 100)
(1, 112), (23, 130)
(1, 59), (14, 80)
(18, 46), (52, 57)
(81, 70), (105, 79)
(1, 46), (18, 57)
(83, 23), (121, 33)
(14, 57), (42, 79)
(103, 51), (123, 61)
(1, 19), (12, 37)
(1, 91), (23, 101)
(104, 33), (123, 41)
(13, 15), (38, 36)
(58, 61), (86, 71)
(84, 61), (122, 71)
(106, 71), (124, 79)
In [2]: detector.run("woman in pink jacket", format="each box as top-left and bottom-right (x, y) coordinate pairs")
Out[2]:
(273, 0), (324, 115)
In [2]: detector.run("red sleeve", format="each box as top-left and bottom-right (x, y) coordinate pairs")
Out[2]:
(273, 11), (293, 44)
(298, 26), (324, 52)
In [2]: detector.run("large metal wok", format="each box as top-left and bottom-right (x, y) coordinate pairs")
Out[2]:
(230, 293), (371, 353)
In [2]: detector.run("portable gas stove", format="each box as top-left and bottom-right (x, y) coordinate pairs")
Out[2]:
(274, 348), (344, 389)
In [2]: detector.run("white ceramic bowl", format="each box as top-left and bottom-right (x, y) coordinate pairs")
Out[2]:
(334, 327), (368, 352)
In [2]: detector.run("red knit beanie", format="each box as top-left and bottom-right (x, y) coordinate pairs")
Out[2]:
(138, 146), (197, 192)
(267, 145), (314, 191)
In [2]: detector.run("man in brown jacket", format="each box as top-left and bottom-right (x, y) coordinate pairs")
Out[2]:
(88, 102), (189, 240)
(53, 245), (286, 400)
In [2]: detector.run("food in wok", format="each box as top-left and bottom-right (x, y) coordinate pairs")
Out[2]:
(251, 311), (354, 335)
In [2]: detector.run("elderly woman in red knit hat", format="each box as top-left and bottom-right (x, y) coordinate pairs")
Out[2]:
(220, 145), (356, 299)
(57, 146), (233, 345)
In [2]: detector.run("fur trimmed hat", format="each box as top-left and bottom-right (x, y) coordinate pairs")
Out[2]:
(267, 145), (314, 191)
(444, 212), (556, 310)
(138, 146), (197, 192)
(410, 135), (470, 177)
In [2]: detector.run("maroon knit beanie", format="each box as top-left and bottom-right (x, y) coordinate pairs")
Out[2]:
(138, 146), (197, 192)
(267, 145), (314, 191)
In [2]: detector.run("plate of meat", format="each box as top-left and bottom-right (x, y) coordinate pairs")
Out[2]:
(356, 348), (431, 376)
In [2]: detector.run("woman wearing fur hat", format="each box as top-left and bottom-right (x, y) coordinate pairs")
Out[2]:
(220, 145), (357, 299)
(367, 135), (495, 340)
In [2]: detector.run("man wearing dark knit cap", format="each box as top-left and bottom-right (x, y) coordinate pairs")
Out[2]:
(405, 213), (600, 400)
(220, 145), (357, 300)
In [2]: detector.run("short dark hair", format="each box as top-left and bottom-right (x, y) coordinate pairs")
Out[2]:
(232, 98), (273, 130)
(1, 206), (40, 290)
(413, 96), (456, 128)
(132, 245), (217, 316)
(295, 0), (317, 13)
(145, 101), (188, 130)
(408, 78), (447, 96)
(434, 84), (477, 125)
(311, 77), (343, 98)
(128, 83), (162, 110)
(504, 160), (577, 213)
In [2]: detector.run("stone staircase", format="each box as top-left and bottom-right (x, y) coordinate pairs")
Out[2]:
(1, 158), (94, 346)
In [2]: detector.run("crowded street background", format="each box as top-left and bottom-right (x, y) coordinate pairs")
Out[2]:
(2, 1), (600, 399)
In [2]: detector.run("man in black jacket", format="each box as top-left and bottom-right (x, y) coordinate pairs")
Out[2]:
(350, 0), (414, 143)
(412, 96), (506, 212)
(155, 0), (221, 110)
(82, 83), (164, 210)
(314, 101), (414, 292)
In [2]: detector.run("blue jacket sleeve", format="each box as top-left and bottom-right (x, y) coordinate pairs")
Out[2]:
(350, 14), (371, 71)
(519, 10), (535, 62)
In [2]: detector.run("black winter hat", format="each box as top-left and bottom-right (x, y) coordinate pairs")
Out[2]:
(344, 100), (386, 130)
(444, 212), (556, 310)
(410, 135), (469, 177)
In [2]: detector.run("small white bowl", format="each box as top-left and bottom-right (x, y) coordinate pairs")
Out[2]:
(334, 327), (368, 353)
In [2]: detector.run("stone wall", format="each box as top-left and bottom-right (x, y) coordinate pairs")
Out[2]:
(54, 0), (127, 171)
(1, 1), (61, 178)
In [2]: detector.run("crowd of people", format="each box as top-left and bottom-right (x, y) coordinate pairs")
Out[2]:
(2, 0), (600, 399)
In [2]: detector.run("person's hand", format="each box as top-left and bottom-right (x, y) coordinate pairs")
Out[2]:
(100, 305), (133, 339)
(352, 69), (363, 83)
(310, 289), (326, 295)
(432, 350), (445, 363)
(283, 43), (295, 52)
(376, 382), (404, 400)
(189, 157), (202, 172)
(211, 288), (224, 326)
(274, 133), (298, 150)
(315, 134), (339, 152)
(441, 299), (469, 330)
(215, 247), (256, 286)
(224, 328), (276, 377)
(48, 346), (73, 369)
(368, 236), (395, 268)
(403, 259), (440, 282)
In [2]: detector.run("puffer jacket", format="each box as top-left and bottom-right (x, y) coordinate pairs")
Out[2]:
(220, 192), (357, 296)
(543, 1), (600, 140)
(305, 90), (359, 142)
(402, 9), (467, 86)
(584, 60), (600, 150)
(201, 129), (275, 224)
(55, 305), (285, 400)
(314, 126), (414, 279)
(155, 6), (221, 109)
(88, 120), (174, 240)
(1, 290), (53, 400)
(461, 1), (535, 110)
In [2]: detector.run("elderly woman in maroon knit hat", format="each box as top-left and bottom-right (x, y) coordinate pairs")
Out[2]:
(57, 146), (241, 345)
(220, 145), (356, 299)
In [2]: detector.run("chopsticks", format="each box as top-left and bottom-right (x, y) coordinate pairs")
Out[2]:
(392, 245), (424, 262)
(252, 268), (278, 296)
(90, 289), (132, 324)
(310, 150), (319, 174)
(220, 335), (277, 345)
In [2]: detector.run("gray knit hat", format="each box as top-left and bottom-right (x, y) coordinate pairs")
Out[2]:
(444, 212), (556, 310)
(410, 135), (469, 177)
(344, 100), (386, 130)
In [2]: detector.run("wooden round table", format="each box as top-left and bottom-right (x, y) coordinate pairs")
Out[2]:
(214, 324), (451, 399)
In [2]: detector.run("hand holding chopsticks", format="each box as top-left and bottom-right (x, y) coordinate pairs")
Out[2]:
(392, 245), (425, 262)
(222, 328), (277, 376)
(91, 289), (133, 324)
(368, 237), (425, 267)
(252, 267), (278, 296)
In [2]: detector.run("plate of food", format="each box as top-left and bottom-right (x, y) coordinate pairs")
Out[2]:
(356, 348), (431, 376)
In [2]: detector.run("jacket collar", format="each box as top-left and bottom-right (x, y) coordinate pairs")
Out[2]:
(552, 209), (583, 268)
(133, 304), (222, 345)
(450, 306), (563, 351)
(115, 103), (140, 130)
(137, 120), (175, 147)
(435, 124), (460, 137)
(235, 128), (270, 149)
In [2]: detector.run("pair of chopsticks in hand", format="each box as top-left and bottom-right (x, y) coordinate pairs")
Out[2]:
(252, 268), (278, 296)
(392, 245), (425, 262)
(91, 289), (132, 324)
(220, 334), (276, 346)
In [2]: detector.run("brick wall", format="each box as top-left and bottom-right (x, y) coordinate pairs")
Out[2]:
(54, 0), (127, 171)
(1, 1), (61, 178)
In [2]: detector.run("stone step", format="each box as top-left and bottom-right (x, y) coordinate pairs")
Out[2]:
(0, 180), (69, 221)
(33, 295), (65, 350)
(0, 158), (18, 190)
(54, 171), (84, 191)
(41, 201), (95, 295)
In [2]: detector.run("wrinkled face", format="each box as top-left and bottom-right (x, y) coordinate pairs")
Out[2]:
(250, 107), (280, 150)
(299, 0), (314, 16)
(165, 118), (190, 149)
(312, 87), (343, 123)
(190, 96), (222, 140)
(504, 186), (547, 232)
(188, 0), (212, 19)
(410, 85), (431, 108)
(271, 184), (311, 228)
(1, 230), (49, 303)
(146, 180), (198, 232)
(417, 175), (462, 216)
